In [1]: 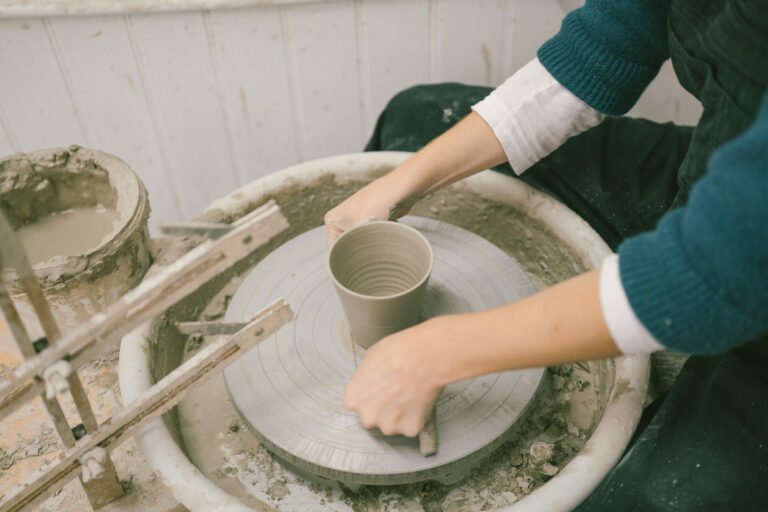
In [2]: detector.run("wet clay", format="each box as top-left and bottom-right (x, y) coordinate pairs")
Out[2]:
(179, 345), (606, 511)
(224, 218), (542, 485)
(148, 173), (611, 511)
(329, 221), (433, 348)
(15, 206), (119, 264)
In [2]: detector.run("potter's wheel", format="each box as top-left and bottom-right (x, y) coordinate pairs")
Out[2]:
(223, 216), (544, 485)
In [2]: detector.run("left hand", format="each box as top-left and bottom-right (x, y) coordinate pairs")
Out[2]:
(344, 270), (621, 437)
(344, 320), (445, 437)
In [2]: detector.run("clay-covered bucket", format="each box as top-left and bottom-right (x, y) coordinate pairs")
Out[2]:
(329, 220), (434, 348)
(0, 146), (152, 335)
(119, 151), (649, 512)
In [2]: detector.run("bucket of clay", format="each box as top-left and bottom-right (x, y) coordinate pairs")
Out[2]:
(0, 146), (152, 335)
(119, 152), (649, 511)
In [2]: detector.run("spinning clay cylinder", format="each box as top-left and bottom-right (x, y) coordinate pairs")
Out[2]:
(329, 221), (433, 348)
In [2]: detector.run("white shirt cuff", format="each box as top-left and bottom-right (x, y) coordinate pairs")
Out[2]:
(472, 58), (604, 174)
(599, 254), (665, 355)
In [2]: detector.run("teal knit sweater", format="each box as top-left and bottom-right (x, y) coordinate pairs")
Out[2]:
(538, 1), (768, 354)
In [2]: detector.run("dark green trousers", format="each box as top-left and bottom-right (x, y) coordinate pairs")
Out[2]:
(364, 2), (768, 509)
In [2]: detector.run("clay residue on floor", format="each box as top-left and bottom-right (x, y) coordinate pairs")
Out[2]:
(150, 173), (611, 511)
(0, 316), (181, 512)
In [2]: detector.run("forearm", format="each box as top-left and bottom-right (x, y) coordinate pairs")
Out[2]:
(330, 58), (604, 232)
(427, 270), (620, 385)
(344, 261), (622, 437)
(376, 112), (506, 207)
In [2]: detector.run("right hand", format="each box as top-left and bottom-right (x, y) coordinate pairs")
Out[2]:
(325, 112), (505, 244)
(324, 174), (416, 244)
(344, 319), (446, 437)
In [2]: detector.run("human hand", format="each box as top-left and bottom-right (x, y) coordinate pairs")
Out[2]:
(343, 270), (621, 438)
(344, 320), (445, 437)
(324, 173), (416, 244)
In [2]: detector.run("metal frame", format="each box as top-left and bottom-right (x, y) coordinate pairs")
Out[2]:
(0, 200), (292, 511)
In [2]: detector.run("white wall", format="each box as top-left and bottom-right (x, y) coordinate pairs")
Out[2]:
(0, 0), (701, 229)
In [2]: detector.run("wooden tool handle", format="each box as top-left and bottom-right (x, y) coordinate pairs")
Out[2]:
(419, 406), (438, 457)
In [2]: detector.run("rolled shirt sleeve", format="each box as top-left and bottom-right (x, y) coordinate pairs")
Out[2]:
(471, 58), (604, 174)
(600, 254), (665, 354)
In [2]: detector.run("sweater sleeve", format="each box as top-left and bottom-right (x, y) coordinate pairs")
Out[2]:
(617, 92), (768, 354)
(538, 0), (672, 115)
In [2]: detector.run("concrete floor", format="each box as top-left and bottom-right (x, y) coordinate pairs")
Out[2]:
(0, 319), (185, 512)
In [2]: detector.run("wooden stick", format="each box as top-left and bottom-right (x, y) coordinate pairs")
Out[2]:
(160, 222), (233, 240)
(0, 299), (293, 512)
(67, 373), (99, 432)
(0, 213), (61, 343)
(42, 395), (77, 448)
(0, 201), (288, 403)
(0, 281), (33, 355)
(0, 213), (95, 446)
(176, 320), (247, 336)
(0, 281), (76, 447)
(419, 405), (439, 457)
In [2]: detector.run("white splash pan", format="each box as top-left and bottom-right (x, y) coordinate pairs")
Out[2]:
(119, 151), (649, 512)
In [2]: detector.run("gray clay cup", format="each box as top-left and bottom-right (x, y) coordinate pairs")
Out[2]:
(329, 221), (434, 349)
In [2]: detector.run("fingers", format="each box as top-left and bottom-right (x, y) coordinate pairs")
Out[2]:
(325, 223), (342, 249)
(325, 216), (386, 249)
(323, 211), (344, 248)
(323, 212), (364, 248)
(376, 406), (403, 436)
(324, 181), (401, 243)
(344, 377), (431, 438)
(400, 417), (426, 438)
(352, 401), (425, 437)
(341, 317), (441, 439)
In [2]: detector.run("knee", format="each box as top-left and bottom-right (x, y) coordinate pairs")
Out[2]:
(386, 83), (450, 110)
(384, 83), (492, 116)
(368, 83), (493, 152)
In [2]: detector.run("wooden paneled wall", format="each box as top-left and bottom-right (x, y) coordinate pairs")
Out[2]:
(0, 0), (701, 229)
